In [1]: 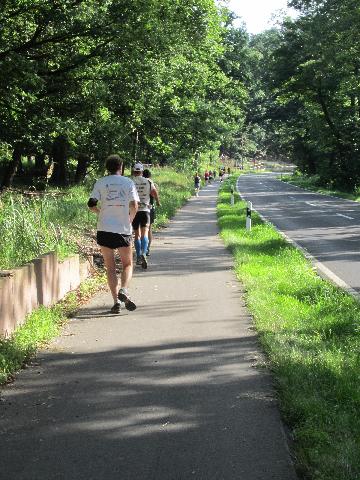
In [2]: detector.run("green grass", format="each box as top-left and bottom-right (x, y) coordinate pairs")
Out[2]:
(0, 168), (194, 270)
(217, 179), (360, 480)
(0, 186), (94, 270)
(0, 273), (106, 384)
(281, 173), (360, 202)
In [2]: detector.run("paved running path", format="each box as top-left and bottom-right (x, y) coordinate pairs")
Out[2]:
(0, 182), (298, 480)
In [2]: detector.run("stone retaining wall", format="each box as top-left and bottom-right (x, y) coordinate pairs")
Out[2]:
(0, 252), (92, 337)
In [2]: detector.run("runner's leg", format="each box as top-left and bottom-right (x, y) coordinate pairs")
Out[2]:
(100, 246), (118, 303)
(140, 225), (149, 258)
(134, 227), (141, 259)
(147, 225), (152, 255)
(117, 245), (133, 289)
(117, 245), (136, 311)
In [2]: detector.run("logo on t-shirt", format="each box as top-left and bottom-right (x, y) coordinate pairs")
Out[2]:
(105, 184), (127, 203)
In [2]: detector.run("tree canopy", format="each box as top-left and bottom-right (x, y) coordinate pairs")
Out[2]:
(2, 0), (358, 191)
(0, 0), (247, 187)
(242, 0), (360, 189)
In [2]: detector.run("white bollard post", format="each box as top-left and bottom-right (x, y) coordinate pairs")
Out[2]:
(246, 201), (252, 231)
(230, 185), (235, 206)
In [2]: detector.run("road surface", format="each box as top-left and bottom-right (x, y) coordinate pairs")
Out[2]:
(237, 173), (360, 296)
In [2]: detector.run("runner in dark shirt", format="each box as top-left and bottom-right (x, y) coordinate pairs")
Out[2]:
(194, 172), (201, 197)
(143, 169), (160, 256)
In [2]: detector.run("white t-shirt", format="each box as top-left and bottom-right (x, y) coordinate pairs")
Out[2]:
(133, 176), (154, 212)
(90, 175), (139, 235)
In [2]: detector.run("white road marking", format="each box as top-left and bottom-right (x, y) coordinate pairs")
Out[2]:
(336, 213), (354, 220)
(305, 201), (318, 207)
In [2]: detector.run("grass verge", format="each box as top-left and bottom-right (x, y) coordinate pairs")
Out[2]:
(0, 273), (106, 385)
(281, 173), (360, 202)
(0, 186), (95, 270)
(217, 179), (360, 480)
(0, 167), (194, 270)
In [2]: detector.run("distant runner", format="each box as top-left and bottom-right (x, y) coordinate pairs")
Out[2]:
(88, 154), (139, 314)
(204, 170), (209, 185)
(194, 172), (201, 197)
(143, 168), (160, 256)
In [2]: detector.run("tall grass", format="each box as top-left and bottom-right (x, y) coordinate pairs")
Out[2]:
(218, 179), (360, 480)
(149, 167), (194, 228)
(0, 186), (94, 270)
(0, 169), (193, 270)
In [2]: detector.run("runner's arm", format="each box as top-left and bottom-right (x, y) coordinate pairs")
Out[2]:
(87, 198), (100, 214)
(129, 200), (138, 223)
(150, 186), (161, 207)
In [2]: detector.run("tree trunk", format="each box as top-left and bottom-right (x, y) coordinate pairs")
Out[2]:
(132, 129), (139, 161)
(317, 84), (343, 151)
(353, 64), (360, 118)
(50, 134), (68, 186)
(35, 151), (46, 171)
(74, 153), (89, 184)
(0, 142), (23, 190)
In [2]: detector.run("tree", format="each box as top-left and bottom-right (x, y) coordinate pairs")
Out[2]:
(0, 0), (250, 188)
(269, 0), (360, 188)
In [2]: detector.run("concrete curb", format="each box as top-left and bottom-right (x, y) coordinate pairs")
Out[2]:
(0, 253), (93, 337)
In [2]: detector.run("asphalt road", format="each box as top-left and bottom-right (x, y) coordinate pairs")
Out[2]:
(237, 173), (360, 296)
(0, 182), (297, 480)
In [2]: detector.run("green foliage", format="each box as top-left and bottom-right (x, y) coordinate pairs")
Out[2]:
(216, 0), (360, 191)
(0, 1), (248, 186)
(0, 305), (62, 383)
(282, 172), (360, 201)
(218, 179), (360, 480)
(0, 187), (93, 269)
(269, 1), (360, 189)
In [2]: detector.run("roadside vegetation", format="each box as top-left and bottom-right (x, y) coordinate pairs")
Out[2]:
(0, 186), (93, 270)
(218, 179), (360, 480)
(281, 172), (360, 203)
(0, 167), (193, 270)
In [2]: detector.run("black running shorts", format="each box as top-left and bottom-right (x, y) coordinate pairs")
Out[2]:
(132, 211), (150, 229)
(96, 231), (132, 249)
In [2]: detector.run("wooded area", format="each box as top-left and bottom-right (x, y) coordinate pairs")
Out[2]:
(246, 0), (360, 190)
(0, 0), (359, 191)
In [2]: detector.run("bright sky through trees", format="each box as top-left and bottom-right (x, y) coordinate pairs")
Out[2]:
(226, 0), (298, 33)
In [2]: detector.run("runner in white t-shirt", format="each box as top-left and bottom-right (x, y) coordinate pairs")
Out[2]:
(131, 162), (160, 269)
(88, 155), (139, 314)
